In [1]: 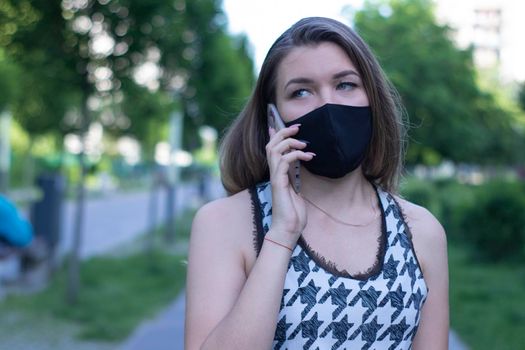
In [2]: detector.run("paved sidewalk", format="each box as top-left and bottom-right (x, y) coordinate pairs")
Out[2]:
(450, 330), (469, 350)
(59, 182), (205, 259)
(120, 292), (185, 350)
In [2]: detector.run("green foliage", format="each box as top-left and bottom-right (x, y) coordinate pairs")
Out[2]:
(1, 251), (187, 341)
(402, 176), (525, 260)
(0, 50), (21, 111)
(1, 0), (84, 136)
(400, 177), (439, 214)
(460, 181), (525, 262)
(518, 81), (525, 113)
(432, 178), (477, 236)
(449, 244), (525, 350)
(0, 204), (197, 342)
(354, 0), (524, 165)
(402, 176), (525, 347)
(119, 78), (174, 157)
(2, 0), (255, 150)
(400, 176), (476, 238)
(159, 0), (255, 145)
(13, 67), (79, 136)
(0, 0), (40, 47)
(191, 32), (255, 134)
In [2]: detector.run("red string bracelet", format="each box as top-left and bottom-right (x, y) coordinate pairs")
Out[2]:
(264, 237), (293, 252)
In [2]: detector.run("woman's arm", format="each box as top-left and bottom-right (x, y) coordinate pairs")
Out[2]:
(398, 199), (449, 350)
(184, 194), (293, 350)
(185, 125), (312, 349)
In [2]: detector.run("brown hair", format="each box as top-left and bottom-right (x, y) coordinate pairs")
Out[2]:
(219, 17), (407, 195)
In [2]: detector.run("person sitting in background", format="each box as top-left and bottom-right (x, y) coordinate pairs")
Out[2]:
(0, 194), (33, 251)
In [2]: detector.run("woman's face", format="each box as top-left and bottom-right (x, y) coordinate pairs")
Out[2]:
(274, 42), (369, 123)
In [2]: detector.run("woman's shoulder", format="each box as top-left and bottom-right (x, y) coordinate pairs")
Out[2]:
(393, 196), (443, 233)
(190, 189), (254, 252)
(193, 189), (252, 230)
(393, 195), (447, 271)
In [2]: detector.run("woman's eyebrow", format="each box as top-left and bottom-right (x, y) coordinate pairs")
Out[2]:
(284, 70), (361, 89)
(333, 70), (360, 79)
(284, 77), (314, 90)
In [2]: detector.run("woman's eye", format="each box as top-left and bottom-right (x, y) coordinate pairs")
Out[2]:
(337, 81), (357, 90)
(290, 89), (311, 98)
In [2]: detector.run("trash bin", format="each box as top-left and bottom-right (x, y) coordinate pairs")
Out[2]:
(30, 173), (65, 252)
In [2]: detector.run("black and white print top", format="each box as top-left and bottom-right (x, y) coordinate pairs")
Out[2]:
(249, 182), (428, 350)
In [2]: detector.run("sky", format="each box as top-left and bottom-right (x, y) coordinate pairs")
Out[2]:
(222, 0), (525, 82)
(222, 0), (364, 70)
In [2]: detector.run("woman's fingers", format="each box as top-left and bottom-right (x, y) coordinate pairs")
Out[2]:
(266, 125), (309, 171)
(271, 150), (314, 185)
(267, 124), (300, 147)
(270, 138), (308, 158)
(266, 124), (314, 193)
(281, 150), (315, 163)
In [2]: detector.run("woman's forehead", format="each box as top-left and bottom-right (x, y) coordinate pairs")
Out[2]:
(275, 42), (358, 86)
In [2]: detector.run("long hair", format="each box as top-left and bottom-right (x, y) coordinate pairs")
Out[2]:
(219, 17), (407, 195)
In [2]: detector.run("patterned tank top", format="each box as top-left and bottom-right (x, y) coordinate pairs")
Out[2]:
(249, 182), (428, 350)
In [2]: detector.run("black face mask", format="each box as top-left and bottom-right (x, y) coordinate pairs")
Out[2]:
(284, 103), (373, 178)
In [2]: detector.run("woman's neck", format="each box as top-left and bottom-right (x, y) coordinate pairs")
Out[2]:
(298, 166), (374, 212)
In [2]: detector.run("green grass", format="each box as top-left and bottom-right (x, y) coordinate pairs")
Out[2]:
(0, 250), (188, 341)
(0, 207), (198, 343)
(175, 207), (197, 241)
(449, 243), (525, 350)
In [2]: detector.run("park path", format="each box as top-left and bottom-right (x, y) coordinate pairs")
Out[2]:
(59, 183), (207, 260)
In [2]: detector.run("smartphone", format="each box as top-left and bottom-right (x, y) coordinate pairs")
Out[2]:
(267, 104), (301, 193)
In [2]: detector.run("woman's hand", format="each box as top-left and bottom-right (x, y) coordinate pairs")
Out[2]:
(265, 124), (315, 248)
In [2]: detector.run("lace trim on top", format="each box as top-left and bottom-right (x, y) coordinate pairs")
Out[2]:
(249, 187), (265, 257)
(250, 184), (388, 280)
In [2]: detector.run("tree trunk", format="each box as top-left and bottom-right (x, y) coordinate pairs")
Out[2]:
(0, 110), (11, 194)
(23, 139), (35, 189)
(164, 110), (183, 244)
(146, 176), (159, 259)
(67, 93), (90, 305)
(164, 183), (176, 244)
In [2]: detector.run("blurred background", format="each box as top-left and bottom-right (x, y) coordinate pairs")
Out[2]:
(0, 0), (524, 349)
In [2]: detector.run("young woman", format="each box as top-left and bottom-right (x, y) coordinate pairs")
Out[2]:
(185, 17), (448, 350)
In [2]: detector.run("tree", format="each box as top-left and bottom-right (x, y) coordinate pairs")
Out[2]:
(353, 0), (523, 165)
(0, 52), (21, 192)
(0, 51), (20, 112)
(119, 78), (174, 159)
(2, 0), (256, 303)
(518, 82), (525, 113)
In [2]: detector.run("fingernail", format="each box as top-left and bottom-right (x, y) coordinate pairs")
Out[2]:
(290, 123), (301, 128)
(307, 152), (316, 156)
(297, 139), (310, 146)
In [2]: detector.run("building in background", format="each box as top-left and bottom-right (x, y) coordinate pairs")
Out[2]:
(435, 0), (525, 83)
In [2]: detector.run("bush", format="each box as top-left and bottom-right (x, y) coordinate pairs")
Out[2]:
(433, 179), (476, 239)
(460, 181), (525, 262)
(400, 177), (441, 217)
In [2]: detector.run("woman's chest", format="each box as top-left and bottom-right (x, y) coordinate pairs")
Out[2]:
(272, 247), (427, 350)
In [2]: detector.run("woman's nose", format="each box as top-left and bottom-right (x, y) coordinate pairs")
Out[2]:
(317, 90), (337, 107)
